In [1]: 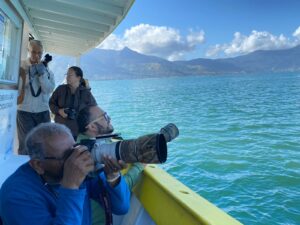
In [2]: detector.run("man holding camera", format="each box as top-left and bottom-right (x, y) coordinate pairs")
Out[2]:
(77, 105), (145, 190)
(77, 105), (144, 225)
(0, 123), (130, 225)
(17, 40), (55, 154)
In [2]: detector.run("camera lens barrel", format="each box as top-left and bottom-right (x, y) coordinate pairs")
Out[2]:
(118, 133), (167, 163)
(82, 124), (180, 165)
(91, 141), (118, 163)
(160, 123), (179, 142)
(88, 133), (167, 164)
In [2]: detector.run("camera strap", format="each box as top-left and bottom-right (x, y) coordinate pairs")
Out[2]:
(97, 178), (113, 225)
(28, 67), (42, 97)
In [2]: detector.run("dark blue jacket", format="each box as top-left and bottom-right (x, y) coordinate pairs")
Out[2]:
(0, 163), (130, 225)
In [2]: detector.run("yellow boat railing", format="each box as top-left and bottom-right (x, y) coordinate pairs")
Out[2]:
(132, 165), (243, 225)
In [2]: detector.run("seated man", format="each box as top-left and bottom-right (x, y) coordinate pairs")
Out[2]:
(77, 105), (144, 225)
(0, 123), (130, 225)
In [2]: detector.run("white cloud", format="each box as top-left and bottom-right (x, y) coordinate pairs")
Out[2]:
(206, 29), (300, 57)
(99, 34), (124, 50)
(99, 24), (205, 60)
(186, 29), (205, 46)
(293, 26), (300, 39)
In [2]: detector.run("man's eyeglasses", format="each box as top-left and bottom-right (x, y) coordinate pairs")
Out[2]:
(89, 112), (111, 125)
(43, 148), (73, 162)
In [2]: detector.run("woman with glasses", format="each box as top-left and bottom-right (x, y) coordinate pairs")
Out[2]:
(49, 66), (97, 139)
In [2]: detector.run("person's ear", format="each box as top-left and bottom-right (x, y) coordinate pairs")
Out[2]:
(29, 159), (45, 175)
(86, 123), (96, 132)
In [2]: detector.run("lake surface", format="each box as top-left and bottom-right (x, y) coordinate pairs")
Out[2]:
(90, 73), (300, 225)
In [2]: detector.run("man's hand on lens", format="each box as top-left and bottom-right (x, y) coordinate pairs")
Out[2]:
(102, 155), (127, 187)
(61, 146), (94, 189)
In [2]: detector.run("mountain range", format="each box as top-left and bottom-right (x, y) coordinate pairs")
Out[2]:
(49, 45), (300, 81)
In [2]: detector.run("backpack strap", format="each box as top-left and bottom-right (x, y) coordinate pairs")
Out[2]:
(97, 178), (113, 225)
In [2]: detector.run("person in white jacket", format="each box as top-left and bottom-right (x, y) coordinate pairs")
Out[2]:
(17, 40), (55, 154)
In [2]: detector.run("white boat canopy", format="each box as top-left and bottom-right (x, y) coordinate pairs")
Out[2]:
(11, 0), (134, 56)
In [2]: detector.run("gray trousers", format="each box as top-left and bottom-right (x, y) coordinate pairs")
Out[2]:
(17, 110), (50, 155)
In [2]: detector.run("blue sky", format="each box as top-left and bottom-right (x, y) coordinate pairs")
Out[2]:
(99, 0), (300, 60)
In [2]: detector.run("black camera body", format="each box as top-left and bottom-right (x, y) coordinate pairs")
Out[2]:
(64, 108), (77, 120)
(42, 54), (52, 67)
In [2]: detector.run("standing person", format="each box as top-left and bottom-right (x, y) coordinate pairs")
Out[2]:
(49, 66), (97, 139)
(0, 123), (130, 225)
(17, 40), (55, 154)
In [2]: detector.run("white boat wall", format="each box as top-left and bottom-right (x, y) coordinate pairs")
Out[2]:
(0, 1), (243, 224)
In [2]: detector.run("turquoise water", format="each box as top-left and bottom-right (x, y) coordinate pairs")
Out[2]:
(90, 73), (300, 225)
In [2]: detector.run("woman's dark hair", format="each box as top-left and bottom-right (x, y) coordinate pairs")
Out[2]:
(69, 66), (86, 87)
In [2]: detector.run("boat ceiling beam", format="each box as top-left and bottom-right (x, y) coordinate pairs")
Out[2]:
(17, 0), (135, 56)
(39, 35), (96, 46)
(22, 0), (116, 26)
(29, 9), (110, 32)
(55, 0), (124, 17)
(33, 19), (103, 36)
(37, 26), (103, 38)
(44, 47), (83, 56)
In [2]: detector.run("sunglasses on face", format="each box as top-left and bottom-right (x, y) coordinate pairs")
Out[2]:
(89, 112), (111, 125)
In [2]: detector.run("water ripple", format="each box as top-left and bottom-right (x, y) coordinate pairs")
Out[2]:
(91, 73), (300, 225)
